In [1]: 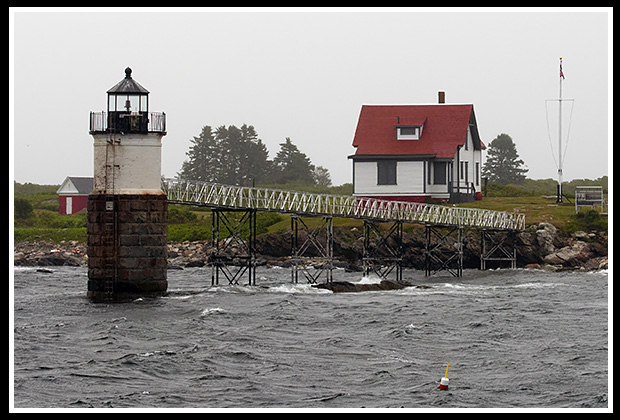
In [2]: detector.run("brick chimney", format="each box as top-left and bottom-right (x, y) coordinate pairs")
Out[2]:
(438, 91), (445, 104)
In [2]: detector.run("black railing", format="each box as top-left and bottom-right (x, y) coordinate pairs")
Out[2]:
(448, 181), (476, 204)
(89, 111), (166, 134)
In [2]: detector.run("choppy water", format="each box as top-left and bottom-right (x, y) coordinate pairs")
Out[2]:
(12, 266), (609, 410)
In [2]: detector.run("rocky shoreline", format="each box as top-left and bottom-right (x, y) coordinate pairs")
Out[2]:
(13, 223), (607, 273)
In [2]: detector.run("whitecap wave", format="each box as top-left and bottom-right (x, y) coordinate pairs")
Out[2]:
(13, 266), (38, 272)
(267, 283), (332, 294)
(200, 307), (225, 316)
(353, 274), (383, 285)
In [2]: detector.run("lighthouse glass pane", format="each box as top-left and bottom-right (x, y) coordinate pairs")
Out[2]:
(126, 95), (140, 112)
(140, 95), (148, 112)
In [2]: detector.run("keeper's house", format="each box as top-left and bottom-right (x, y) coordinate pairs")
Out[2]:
(349, 92), (485, 203)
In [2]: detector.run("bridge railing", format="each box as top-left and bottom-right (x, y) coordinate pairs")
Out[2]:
(161, 178), (525, 230)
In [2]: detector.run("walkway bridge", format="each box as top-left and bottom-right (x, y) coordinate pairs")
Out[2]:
(161, 178), (525, 284)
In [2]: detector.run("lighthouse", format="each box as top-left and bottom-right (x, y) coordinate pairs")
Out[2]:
(87, 67), (168, 302)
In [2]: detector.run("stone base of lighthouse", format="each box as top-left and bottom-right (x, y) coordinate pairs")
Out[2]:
(87, 193), (168, 302)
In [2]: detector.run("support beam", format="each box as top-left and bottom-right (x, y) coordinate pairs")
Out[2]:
(425, 224), (463, 277)
(362, 219), (403, 283)
(210, 208), (257, 285)
(290, 215), (333, 284)
(480, 229), (517, 270)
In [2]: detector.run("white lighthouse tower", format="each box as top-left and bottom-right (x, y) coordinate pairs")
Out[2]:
(87, 67), (168, 302)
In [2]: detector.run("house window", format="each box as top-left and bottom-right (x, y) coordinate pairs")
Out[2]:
(460, 161), (468, 183)
(460, 161), (469, 182)
(377, 160), (397, 185)
(396, 126), (421, 140)
(465, 161), (469, 183)
(475, 162), (480, 186)
(433, 161), (447, 185)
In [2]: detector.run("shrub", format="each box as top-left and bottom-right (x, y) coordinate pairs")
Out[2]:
(167, 224), (212, 242)
(485, 183), (533, 197)
(564, 209), (607, 233)
(168, 206), (198, 224)
(14, 198), (33, 219)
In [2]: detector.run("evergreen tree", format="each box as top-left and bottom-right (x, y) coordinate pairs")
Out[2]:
(179, 125), (331, 187)
(271, 137), (315, 185)
(214, 125), (249, 185)
(313, 166), (332, 186)
(178, 125), (219, 182)
(179, 124), (271, 185)
(482, 133), (528, 184)
(238, 124), (271, 185)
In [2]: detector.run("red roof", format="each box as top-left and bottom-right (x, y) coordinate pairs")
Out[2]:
(351, 104), (484, 159)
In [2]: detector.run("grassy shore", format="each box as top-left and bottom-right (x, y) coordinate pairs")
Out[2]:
(458, 195), (590, 228)
(13, 180), (608, 244)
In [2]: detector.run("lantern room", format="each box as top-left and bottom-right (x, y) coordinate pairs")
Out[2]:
(89, 67), (166, 135)
(107, 67), (149, 114)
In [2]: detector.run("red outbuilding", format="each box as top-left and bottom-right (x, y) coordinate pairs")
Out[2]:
(57, 177), (93, 215)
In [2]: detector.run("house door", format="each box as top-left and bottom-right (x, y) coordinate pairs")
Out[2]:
(66, 197), (72, 215)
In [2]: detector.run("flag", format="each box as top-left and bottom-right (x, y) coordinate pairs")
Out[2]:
(560, 62), (565, 79)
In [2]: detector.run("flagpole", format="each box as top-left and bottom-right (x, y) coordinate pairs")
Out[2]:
(557, 57), (564, 203)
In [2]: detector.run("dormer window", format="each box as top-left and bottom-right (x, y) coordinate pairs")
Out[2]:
(396, 125), (422, 140)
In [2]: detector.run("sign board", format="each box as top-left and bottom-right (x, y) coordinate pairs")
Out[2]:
(575, 186), (605, 213)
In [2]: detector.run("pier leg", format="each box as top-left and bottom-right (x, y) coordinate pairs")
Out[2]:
(210, 208), (257, 286)
(480, 229), (517, 270)
(425, 224), (463, 277)
(290, 215), (333, 284)
(362, 220), (403, 283)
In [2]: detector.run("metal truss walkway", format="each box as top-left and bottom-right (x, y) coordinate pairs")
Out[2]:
(162, 178), (525, 281)
(161, 178), (525, 230)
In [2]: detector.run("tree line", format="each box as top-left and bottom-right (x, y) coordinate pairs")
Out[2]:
(178, 124), (331, 187)
(178, 127), (529, 188)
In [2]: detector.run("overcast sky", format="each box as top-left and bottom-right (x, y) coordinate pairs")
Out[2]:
(10, 8), (611, 187)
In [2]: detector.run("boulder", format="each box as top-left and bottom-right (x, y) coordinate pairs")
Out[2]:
(312, 280), (409, 293)
(536, 222), (559, 255)
(37, 253), (82, 267)
(185, 260), (206, 268)
(543, 240), (593, 267)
